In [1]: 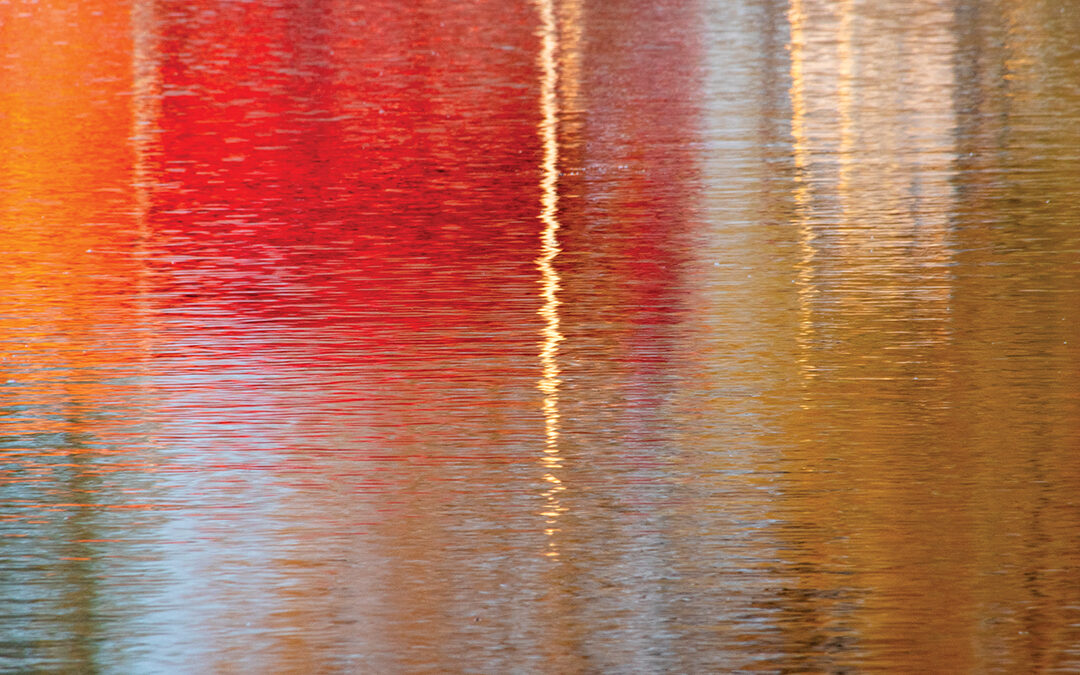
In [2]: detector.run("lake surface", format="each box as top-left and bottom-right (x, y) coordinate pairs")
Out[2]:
(2, 0), (1079, 671)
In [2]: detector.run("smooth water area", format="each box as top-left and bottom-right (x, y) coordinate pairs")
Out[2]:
(2, 0), (1079, 671)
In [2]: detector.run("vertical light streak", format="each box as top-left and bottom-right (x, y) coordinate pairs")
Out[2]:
(836, 0), (856, 221)
(558, 0), (585, 122)
(131, 0), (155, 222)
(788, 0), (818, 382)
(536, 0), (566, 558)
(131, 0), (160, 370)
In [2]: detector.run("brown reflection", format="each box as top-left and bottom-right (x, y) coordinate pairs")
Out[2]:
(946, 1), (1080, 670)
(780, 0), (969, 669)
(768, 0), (1080, 670)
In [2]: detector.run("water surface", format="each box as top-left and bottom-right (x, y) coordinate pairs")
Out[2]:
(2, 0), (1079, 671)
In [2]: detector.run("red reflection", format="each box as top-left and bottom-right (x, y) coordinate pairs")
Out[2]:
(137, 0), (545, 335)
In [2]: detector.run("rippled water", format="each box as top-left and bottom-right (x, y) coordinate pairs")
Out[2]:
(3, 0), (1080, 671)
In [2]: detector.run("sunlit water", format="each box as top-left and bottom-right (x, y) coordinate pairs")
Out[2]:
(3, 0), (1079, 671)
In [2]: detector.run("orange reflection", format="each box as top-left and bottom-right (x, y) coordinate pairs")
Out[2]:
(0, 0), (151, 455)
(787, 0), (817, 380)
(0, 1), (153, 669)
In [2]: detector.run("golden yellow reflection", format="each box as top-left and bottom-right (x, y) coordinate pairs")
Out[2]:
(779, 1), (975, 668)
(787, 0), (817, 381)
(535, 0), (566, 559)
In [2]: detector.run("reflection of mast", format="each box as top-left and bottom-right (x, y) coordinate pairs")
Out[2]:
(131, 0), (160, 368)
(535, 0), (565, 559)
(131, 0), (160, 238)
(787, 0), (817, 381)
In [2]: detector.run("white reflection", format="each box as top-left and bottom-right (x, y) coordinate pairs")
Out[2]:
(535, 0), (566, 559)
(787, 0), (956, 381)
(788, 0), (818, 381)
